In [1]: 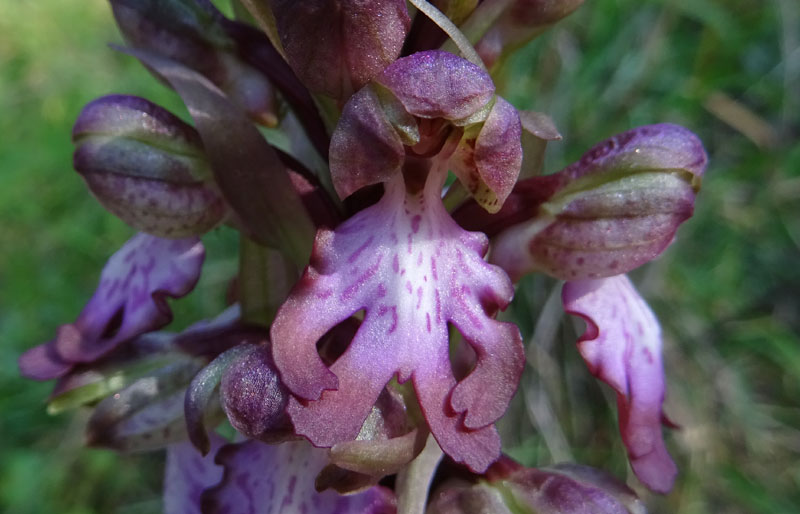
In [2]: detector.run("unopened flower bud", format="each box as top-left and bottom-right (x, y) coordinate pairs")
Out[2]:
(476, 0), (584, 68)
(73, 95), (227, 238)
(269, 0), (411, 102)
(428, 459), (645, 514)
(490, 123), (707, 281)
(219, 344), (291, 441)
(111, 0), (278, 125)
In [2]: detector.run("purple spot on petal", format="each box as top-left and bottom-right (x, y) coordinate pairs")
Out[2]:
(411, 214), (421, 233)
(347, 236), (374, 263)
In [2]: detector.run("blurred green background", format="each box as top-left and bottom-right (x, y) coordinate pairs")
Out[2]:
(0, 0), (798, 513)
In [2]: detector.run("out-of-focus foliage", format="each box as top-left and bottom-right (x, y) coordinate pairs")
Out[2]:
(0, 0), (797, 513)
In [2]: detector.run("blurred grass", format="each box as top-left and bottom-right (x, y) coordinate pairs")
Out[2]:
(0, 0), (797, 513)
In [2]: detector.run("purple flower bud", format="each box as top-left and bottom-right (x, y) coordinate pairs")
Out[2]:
(270, 0), (411, 102)
(428, 458), (645, 514)
(73, 95), (227, 238)
(219, 344), (291, 441)
(476, 0), (585, 68)
(490, 123), (708, 281)
(110, 0), (278, 125)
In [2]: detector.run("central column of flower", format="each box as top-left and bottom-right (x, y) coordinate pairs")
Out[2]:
(271, 50), (525, 472)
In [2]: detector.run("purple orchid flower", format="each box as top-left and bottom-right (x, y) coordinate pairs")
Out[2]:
(19, 232), (204, 380)
(271, 50), (525, 473)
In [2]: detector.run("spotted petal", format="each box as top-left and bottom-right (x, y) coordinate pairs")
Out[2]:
(19, 233), (204, 380)
(563, 275), (677, 493)
(271, 169), (523, 472)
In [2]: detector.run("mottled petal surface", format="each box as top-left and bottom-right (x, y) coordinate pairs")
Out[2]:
(563, 275), (677, 493)
(19, 233), (204, 380)
(202, 440), (396, 513)
(272, 170), (522, 472)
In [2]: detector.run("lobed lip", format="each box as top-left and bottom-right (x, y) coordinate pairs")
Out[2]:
(271, 169), (523, 473)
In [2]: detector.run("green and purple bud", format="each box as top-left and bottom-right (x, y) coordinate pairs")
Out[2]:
(72, 95), (227, 238)
(110, 0), (279, 126)
(428, 458), (645, 514)
(484, 123), (707, 281)
(269, 0), (411, 103)
(476, 0), (585, 68)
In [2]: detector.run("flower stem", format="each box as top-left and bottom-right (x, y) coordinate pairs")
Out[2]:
(239, 236), (297, 326)
(396, 433), (444, 514)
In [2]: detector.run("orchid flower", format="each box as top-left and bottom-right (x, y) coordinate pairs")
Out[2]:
(18, 0), (713, 511)
(271, 50), (525, 473)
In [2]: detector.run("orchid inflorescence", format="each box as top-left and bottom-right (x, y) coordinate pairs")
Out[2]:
(19, 1), (708, 512)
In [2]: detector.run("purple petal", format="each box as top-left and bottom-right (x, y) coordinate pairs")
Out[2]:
(19, 233), (204, 380)
(329, 85), (406, 199)
(451, 96), (522, 213)
(272, 169), (522, 472)
(376, 50), (495, 120)
(271, 0), (410, 101)
(202, 440), (396, 514)
(164, 435), (226, 514)
(563, 275), (677, 493)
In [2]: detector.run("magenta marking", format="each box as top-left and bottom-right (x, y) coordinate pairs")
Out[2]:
(393, 254), (400, 273)
(430, 256), (438, 281)
(341, 255), (382, 300)
(411, 214), (422, 234)
(426, 313), (432, 333)
(347, 236), (374, 263)
(416, 286), (423, 309)
(405, 280), (413, 294)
